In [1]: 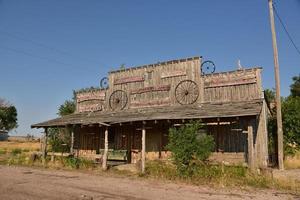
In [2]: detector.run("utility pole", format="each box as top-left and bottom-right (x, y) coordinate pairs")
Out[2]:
(268, 0), (284, 170)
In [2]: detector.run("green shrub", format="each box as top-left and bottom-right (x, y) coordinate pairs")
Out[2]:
(11, 148), (22, 156)
(48, 128), (70, 153)
(7, 154), (27, 165)
(62, 157), (94, 169)
(166, 121), (215, 176)
(22, 149), (30, 153)
(0, 148), (6, 155)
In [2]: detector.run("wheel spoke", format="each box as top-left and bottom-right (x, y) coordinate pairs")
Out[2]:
(175, 80), (199, 105)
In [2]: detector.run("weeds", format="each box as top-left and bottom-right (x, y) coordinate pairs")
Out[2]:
(145, 160), (299, 190)
(11, 148), (22, 156)
(0, 148), (6, 155)
(61, 157), (94, 169)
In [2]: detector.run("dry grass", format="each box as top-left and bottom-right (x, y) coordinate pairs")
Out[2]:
(285, 152), (300, 169)
(0, 141), (40, 152)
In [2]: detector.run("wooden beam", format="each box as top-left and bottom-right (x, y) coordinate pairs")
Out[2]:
(102, 127), (108, 170)
(247, 124), (255, 172)
(141, 125), (146, 173)
(42, 127), (48, 160)
(70, 129), (74, 154)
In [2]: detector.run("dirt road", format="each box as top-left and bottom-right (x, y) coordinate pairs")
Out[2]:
(0, 165), (298, 200)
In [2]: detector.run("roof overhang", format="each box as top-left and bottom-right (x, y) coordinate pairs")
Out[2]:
(31, 100), (263, 128)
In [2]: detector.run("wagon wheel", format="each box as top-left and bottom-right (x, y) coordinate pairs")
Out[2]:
(109, 90), (128, 110)
(100, 77), (109, 89)
(201, 60), (216, 75)
(175, 80), (199, 105)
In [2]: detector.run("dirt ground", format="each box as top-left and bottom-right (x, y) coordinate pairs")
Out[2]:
(0, 166), (299, 200)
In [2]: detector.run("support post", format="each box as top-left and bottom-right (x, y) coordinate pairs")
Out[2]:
(42, 127), (48, 160)
(102, 127), (108, 170)
(268, 0), (284, 170)
(247, 124), (255, 172)
(70, 128), (74, 155)
(141, 125), (146, 173)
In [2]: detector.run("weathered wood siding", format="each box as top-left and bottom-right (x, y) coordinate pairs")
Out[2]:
(203, 68), (263, 103)
(108, 57), (202, 109)
(207, 124), (247, 153)
(75, 57), (263, 113)
(74, 57), (202, 113)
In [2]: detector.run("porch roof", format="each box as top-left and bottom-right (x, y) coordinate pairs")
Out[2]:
(31, 99), (263, 128)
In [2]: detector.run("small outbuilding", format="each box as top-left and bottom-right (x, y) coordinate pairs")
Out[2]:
(0, 129), (8, 141)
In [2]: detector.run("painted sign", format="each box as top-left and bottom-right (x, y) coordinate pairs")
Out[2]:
(161, 70), (186, 79)
(76, 90), (106, 103)
(130, 98), (171, 108)
(131, 85), (171, 95)
(204, 75), (257, 88)
(114, 76), (145, 85)
(77, 103), (103, 112)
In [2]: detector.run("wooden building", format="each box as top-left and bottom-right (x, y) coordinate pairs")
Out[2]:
(31, 56), (269, 172)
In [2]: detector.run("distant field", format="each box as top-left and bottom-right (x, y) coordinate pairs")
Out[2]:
(0, 141), (40, 152)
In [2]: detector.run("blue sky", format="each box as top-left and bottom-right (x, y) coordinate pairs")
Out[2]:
(0, 0), (299, 136)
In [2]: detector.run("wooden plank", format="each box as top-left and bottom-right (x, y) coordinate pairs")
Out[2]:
(130, 98), (171, 108)
(141, 126), (146, 173)
(102, 128), (108, 170)
(204, 78), (257, 88)
(130, 85), (171, 94)
(78, 103), (103, 113)
(70, 129), (74, 154)
(76, 90), (106, 103)
(161, 70), (186, 79)
(42, 128), (48, 160)
(114, 76), (144, 85)
(247, 124), (255, 171)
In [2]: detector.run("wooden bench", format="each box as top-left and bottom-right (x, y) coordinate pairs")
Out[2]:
(99, 149), (128, 162)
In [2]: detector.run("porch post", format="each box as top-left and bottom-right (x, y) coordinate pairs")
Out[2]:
(70, 127), (74, 155)
(102, 127), (108, 170)
(247, 124), (255, 172)
(42, 127), (48, 160)
(141, 125), (146, 173)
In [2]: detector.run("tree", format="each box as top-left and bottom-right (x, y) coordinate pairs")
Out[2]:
(58, 100), (76, 116)
(0, 98), (18, 131)
(167, 121), (215, 175)
(267, 74), (300, 157)
(58, 91), (76, 117)
(49, 93), (76, 152)
(282, 96), (300, 154)
(290, 74), (300, 97)
(264, 89), (275, 103)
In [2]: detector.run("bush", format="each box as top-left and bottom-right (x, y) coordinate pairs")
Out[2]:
(48, 128), (71, 152)
(166, 121), (215, 176)
(62, 157), (94, 169)
(11, 148), (22, 156)
(0, 148), (6, 155)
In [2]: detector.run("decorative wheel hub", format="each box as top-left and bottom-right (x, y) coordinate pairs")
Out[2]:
(175, 80), (199, 105)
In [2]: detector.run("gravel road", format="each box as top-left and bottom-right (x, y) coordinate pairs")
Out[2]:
(0, 165), (298, 200)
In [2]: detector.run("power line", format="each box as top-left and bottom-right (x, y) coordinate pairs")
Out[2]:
(0, 29), (102, 65)
(273, 3), (300, 56)
(0, 45), (79, 69)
